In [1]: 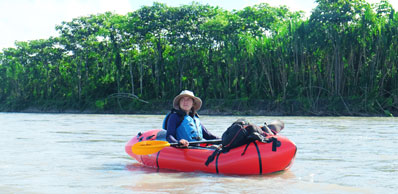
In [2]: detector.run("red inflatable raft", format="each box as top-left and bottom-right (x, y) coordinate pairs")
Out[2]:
(125, 129), (297, 175)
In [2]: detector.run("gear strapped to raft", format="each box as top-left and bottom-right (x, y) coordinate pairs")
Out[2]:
(205, 119), (281, 166)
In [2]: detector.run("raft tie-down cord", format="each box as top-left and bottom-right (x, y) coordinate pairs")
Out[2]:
(253, 141), (262, 175)
(271, 137), (281, 151)
(156, 151), (161, 170)
(205, 149), (221, 166)
(205, 137), (281, 166)
(241, 142), (252, 156)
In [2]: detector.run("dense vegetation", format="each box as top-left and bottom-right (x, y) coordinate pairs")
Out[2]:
(0, 0), (397, 116)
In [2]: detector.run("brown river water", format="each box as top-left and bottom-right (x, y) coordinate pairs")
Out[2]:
(1, 113), (397, 194)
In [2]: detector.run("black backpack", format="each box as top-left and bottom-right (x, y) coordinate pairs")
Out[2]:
(205, 119), (277, 166)
(221, 119), (266, 152)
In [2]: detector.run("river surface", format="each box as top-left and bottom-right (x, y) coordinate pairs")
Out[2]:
(0, 113), (397, 194)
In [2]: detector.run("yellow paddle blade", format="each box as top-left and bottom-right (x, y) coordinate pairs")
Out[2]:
(131, 140), (171, 155)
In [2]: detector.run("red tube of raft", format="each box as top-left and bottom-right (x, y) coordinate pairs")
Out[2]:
(125, 129), (297, 175)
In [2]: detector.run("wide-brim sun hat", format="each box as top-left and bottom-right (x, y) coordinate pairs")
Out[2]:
(173, 90), (202, 111)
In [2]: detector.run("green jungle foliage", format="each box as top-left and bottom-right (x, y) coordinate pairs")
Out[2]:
(1, 0), (397, 116)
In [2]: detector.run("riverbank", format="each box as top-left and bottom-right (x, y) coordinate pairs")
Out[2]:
(11, 109), (391, 117)
(2, 98), (395, 117)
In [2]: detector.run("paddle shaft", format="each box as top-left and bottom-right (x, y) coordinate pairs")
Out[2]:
(169, 139), (222, 146)
(131, 139), (222, 155)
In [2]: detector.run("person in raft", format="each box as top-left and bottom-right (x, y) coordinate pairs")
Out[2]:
(164, 90), (219, 147)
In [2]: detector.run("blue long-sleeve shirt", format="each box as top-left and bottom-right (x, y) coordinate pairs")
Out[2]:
(165, 113), (219, 143)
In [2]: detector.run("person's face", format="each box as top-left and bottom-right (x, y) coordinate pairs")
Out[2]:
(179, 96), (193, 112)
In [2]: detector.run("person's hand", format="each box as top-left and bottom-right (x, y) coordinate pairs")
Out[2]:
(179, 139), (189, 147)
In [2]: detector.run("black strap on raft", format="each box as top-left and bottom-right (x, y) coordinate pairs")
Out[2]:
(271, 137), (281, 151)
(242, 137), (281, 155)
(205, 137), (282, 166)
(156, 151), (161, 170)
(259, 137), (281, 152)
(205, 149), (221, 166)
(253, 141), (262, 175)
(241, 142), (252, 156)
(215, 151), (221, 174)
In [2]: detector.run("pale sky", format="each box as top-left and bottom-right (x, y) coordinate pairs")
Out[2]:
(0, 0), (395, 50)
